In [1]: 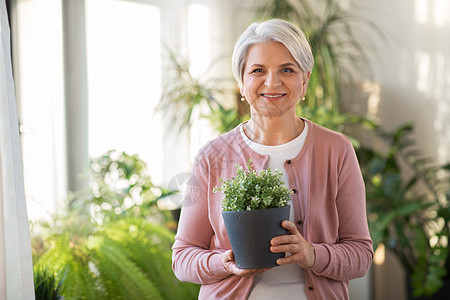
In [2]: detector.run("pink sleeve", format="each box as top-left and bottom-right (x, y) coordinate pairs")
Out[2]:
(310, 144), (374, 280)
(172, 155), (231, 284)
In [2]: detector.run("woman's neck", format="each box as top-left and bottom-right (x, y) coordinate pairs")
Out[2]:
(243, 112), (304, 146)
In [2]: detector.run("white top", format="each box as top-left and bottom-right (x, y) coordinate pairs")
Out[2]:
(240, 121), (308, 300)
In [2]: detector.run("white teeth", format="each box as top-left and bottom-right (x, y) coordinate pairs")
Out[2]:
(263, 94), (284, 98)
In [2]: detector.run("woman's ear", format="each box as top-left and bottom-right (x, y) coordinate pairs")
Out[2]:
(304, 70), (311, 81)
(303, 71), (311, 87)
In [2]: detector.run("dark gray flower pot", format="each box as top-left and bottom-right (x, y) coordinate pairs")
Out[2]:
(222, 206), (290, 269)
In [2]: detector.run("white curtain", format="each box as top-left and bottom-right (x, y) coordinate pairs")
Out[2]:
(0, 0), (35, 299)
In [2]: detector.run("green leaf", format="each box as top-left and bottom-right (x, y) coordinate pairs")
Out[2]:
(215, 159), (291, 211)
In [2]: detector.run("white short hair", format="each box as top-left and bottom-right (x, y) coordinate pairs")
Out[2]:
(231, 19), (314, 87)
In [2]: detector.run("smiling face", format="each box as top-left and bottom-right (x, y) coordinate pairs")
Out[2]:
(240, 41), (310, 118)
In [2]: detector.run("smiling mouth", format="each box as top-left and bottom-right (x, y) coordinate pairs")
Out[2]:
(261, 93), (286, 99)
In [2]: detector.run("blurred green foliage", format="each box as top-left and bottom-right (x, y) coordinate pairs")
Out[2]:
(357, 124), (450, 297)
(32, 151), (199, 299)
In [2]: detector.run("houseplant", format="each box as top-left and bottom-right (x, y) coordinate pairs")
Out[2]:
(357, 124), (450, 298)
(156, 46), (230, 135)
(87, 150), (176, 226)
(32, 150), (200, 299)
(214, 160), (292, 269)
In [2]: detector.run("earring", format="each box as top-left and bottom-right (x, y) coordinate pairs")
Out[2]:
(300, 96), (306, 101)
(241, 96), (246, 102)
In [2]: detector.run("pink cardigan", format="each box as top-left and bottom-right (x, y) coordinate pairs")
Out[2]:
(172, 119), (373, 299)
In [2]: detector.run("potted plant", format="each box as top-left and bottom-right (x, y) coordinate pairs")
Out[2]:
(213, 160), (292, 269)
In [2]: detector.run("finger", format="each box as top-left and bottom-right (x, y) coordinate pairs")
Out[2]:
(271, 242), (300, 253)
(276, 256), (293, 266)
(281, 220), (298, 234)
(271, 233), (298, 246)
(228, 250), (234, 261)
(276, 245), (316, 269)
(224, 250), (234, 262)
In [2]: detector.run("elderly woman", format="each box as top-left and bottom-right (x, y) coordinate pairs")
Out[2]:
(172, 19), (373, 299)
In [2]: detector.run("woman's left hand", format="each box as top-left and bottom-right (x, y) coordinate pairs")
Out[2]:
(270, 220), (316, 269)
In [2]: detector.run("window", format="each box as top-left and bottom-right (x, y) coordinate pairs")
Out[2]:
(85, 0), (163, 183)
(14, 0), (65, 221)
(13, 0), (220, 221)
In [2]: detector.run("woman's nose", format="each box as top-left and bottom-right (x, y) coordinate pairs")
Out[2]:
(265, 72), (281, 88)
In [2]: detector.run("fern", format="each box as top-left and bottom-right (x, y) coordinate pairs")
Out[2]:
(102, 219), (198, 300)
(32, 150), (200, 299)
(63, 260), (102, 300)
(36, 232), (103, 299)
(93, 238), (163, 300)
(34, 217), (200, 299)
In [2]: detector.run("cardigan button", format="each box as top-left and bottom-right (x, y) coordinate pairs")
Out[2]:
(297, 220), (303, 225)
(308, 286), (314, 291)
(292, 188), (297, 194)
(286, 159), (292, 164)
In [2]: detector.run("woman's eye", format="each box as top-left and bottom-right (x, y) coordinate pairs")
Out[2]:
(282, 68), (294, 73)
(251, 68), (263, 74)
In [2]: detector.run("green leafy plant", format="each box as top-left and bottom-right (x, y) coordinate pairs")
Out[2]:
(87, 150), (176, 225)
(32, 150), (200, 299)
(357, 124), (450, 297)
(157, 44), (250, 136)
(203, 103), (249, 134)
(156, 46), (227, 134)
(34, 266), (65, 300)
(214, 160), (292, 211)
(34, 217), (199, 300)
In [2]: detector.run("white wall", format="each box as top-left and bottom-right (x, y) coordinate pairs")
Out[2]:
(359, 0), (450, 163)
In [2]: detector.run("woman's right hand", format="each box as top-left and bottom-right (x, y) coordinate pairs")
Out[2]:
(222, 250), (271, 277)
